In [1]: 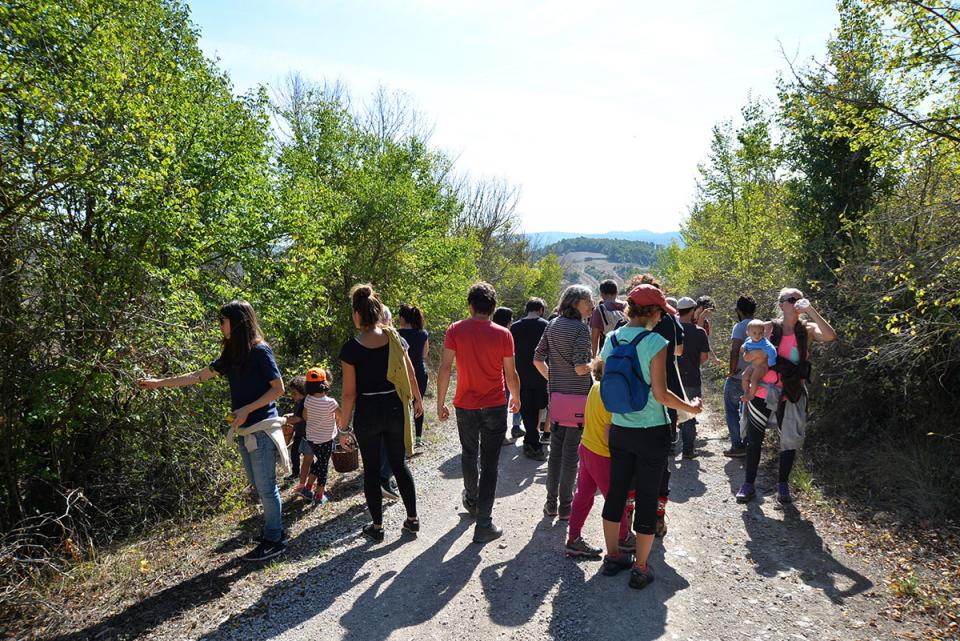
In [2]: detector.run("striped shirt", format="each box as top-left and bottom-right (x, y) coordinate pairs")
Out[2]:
(304, 394), (338, 443)
(534, 316), (593, 395)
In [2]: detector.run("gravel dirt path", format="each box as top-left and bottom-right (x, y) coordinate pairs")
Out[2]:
(46, 405), (916, 641)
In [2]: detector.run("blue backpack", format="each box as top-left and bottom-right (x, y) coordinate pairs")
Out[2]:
(600, 330), (652, 413)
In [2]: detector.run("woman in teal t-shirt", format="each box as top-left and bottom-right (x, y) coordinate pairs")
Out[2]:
(598, 285), (704, 589)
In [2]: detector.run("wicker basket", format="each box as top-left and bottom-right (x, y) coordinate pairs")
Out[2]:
(331, 434), (359, 473)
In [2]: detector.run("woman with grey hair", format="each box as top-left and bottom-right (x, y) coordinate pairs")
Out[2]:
(534, 285), (595, 525)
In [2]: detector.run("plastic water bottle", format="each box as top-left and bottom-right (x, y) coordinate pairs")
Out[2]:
(795, 298), (810, 310)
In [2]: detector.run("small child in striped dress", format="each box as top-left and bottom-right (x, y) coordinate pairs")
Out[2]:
(293, 367), (342, 506)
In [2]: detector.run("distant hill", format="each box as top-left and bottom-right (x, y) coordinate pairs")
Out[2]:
(527, 229), (683, 247)
(536, 237), (661, 265)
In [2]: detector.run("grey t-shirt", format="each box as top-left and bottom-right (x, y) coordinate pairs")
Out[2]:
(731, 318), (751, 377)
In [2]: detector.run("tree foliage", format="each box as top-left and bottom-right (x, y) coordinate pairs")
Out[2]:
(0, 0), (561, 579)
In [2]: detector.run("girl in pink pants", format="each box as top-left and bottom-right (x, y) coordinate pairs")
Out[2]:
(564, 364), (633, 557)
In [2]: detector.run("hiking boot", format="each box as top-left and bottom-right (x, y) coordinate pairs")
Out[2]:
(565, 537), (602, 558)
(242, 539), (285, 562)
(655, 515), (667, 538)
(629, 564), (655, 589)
(461, 489), (478, 517)
(601, 554), (634, 576)
(381, 478), (400, 501)
(543, 501), (559, 518)
(473, 523), (503, 544)
(523, 445), (546, 462)
(777, 482), (793, 504)
(723, 446), (747, 458)
(618, 533), (636, 553)
(735, 482), (756, 504)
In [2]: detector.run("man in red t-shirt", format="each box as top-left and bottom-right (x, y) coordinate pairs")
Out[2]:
(437, 282), (521, 544)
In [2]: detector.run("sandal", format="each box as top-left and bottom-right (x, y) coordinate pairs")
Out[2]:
(362, 523), (384, 542)
(402, 517), (420, 533)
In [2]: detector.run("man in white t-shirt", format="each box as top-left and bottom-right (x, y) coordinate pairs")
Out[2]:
(723, 295), (756, 457)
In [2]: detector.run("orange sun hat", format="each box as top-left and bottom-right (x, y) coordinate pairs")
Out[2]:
(306, 367), (326, 382)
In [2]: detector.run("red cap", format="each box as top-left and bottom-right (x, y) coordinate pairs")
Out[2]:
(627, 284), (677, 315)
(306, 367), (326, 382)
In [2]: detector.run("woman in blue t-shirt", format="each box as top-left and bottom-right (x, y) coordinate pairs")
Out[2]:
(598, 285), (704, 589)
(137, 300), (286, 563)
(397, 304), (430, 447)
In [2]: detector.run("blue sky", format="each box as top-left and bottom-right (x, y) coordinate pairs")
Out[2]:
(191, 1), (839, 234)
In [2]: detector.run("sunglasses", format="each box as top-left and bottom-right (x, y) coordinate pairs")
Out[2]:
(780, 296), (800, 304)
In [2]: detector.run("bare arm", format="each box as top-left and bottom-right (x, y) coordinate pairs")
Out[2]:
(340, 361), (357, 430)
(804, 306), (837, 343)
(503, 356), (521, 413)
(334, 407), (343, 430)
(137, 365), (217, 389)
(534, 359), (549, 381)
(423, 339), (430, 361)
(591, 327), (602, 358)
(650, 349), (703, 414)
(436, 347), (456, 421)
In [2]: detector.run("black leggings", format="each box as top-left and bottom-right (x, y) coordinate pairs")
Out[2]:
(354, 393), (417, 523)
(414, 371), (428, 437)
(602, 424), (670, 535)
(744, 397), (796, 485)
(658, 408), (678, 498)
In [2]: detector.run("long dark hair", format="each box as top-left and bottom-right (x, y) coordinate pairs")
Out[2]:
(398, 303), (425, 330)
(218, 300), (264, 370)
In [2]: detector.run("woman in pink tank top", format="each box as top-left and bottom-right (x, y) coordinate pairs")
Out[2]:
(736, 287), (836, 504)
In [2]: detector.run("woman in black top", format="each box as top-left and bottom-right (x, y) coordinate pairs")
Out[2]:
(397, 304), (430, 445)
(340, 285), (423, 541)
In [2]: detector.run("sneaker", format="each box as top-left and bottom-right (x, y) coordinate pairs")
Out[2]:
(362, 523), (384, 542)
(601, 554), (633, 576)
(313, 493), (329, 507)
(242, 540), (285, 562)
(523, 446), (546, 462)
(558, 507), (571, 521)
(565, 537), (602, 558)
(381, 478), (400, 501)
(682, 450), (698, 460)
(461, 489), (478, 517)
(415, 436), (423, 449)
(541, 430), (552, 444)
(296, 486), (315, 501)
(402, 517), (420, 533)
(629, 564), (655, 589)
(735, 482), (756, 504)
(284, 472), (299, 481)
(473, 523), (503, 544)
(512, 425), (526, 439)
(777, 482), (793, 504)
(543, 501), (559, 518)
(655, 515), (667, 538)
(502, 434), (513, 446)
(618, 533), (636, 553)
(723, 446), (747, 458)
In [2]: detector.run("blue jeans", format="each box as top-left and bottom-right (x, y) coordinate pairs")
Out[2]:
(679, 385), (700, 454)
(238, 431), (283, 544)
(723, 376), (745, 449)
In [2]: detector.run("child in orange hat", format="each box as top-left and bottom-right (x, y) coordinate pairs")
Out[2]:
(294, 367), (342, 505)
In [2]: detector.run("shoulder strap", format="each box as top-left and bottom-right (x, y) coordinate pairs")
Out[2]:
(628, 329), (649, 346)
(598, 302), (609, 325)
(771, 319), (783, 346)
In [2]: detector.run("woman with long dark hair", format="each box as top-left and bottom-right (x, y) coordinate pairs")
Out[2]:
(137, 300), (288, 562)
(339, 284), (424, 541)
(397, 303), (430, 449)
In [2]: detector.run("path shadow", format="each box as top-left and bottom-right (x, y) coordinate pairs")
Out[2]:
(47, 502), (369, 641)
(338, 520), (480, 640)
(547, 544), (689, 641)
(741, 502), (872, 604)
(479, 519), (563, 626)
(666, 458), (707, 504)
(438, 446), (547, 502)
